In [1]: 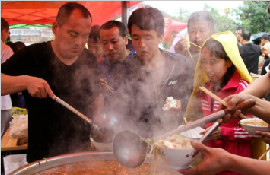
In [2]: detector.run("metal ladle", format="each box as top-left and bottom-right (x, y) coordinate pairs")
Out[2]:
(113, 110), (225, 168)
(54, 96), (100, 131)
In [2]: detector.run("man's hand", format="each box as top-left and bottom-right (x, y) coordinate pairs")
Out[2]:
(24, 75), (55, 99)
(221, 94), (256, 122)
(179, 142), (231, 175)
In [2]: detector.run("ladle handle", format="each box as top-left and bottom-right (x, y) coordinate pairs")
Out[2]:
(199, 121), (221, 143)
(54, 96), (92, 124)
(153, 110), (225, 142)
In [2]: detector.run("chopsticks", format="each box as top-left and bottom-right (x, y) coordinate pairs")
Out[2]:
(100, 78), (114, 93)
(105, 84), (114, 92)
(199, 86), (246, 119)
(259, 147), (270, 160)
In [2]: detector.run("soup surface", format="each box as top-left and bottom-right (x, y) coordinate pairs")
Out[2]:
(34, 160), (177, 175)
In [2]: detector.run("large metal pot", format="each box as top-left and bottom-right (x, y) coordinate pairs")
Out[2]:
(10, 152), (181, 175)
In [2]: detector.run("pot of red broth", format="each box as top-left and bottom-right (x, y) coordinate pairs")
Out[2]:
(10, 152), (181, 175)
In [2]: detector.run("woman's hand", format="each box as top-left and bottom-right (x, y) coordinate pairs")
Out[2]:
(256, 131), (270, 144)
(200, 126), (221, 141)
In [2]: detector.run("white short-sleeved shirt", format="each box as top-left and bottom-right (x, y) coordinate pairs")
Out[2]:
(1, 41), (13, 110)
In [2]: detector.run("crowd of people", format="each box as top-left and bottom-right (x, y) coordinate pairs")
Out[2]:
(1, 2), (270, 175)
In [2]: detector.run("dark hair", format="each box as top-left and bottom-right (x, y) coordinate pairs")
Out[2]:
(12, 41), (25, 53)
(241, 29), (251, 40)
(101, 20), (127, 37)
(128, 7), (164, 37)
(89, 25), (101, 43)
(236, 26), (244, 31)
(187, 11), (215, 30)
(1, 18), (9, 32)
(202, 39), (236, 88)
(56, 2), (92, 26)
(262, 34), (269, 40)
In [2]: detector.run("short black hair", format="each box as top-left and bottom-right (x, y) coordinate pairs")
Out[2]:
(187, 11), (215, 30)
(101, 21), (127, 37)
(262, 34), (269, 40)
(241, 29), (251, 41)
(56, 2), (92, 26)
(1, 18), (9, 32)
(128, 7), (164, 37)
(89, 25), (101, 43)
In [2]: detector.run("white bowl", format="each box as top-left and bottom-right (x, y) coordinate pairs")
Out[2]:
(240, 118), (270, 137)
(90, 138), (113, 152)
(159, 148), (196, 170)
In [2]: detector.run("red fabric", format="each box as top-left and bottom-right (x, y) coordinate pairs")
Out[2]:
(163, 17), (187, 43)
(1, 1), (141, 25)
(200, 71), (252, 175)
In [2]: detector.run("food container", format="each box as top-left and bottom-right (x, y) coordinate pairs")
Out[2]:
(159, 147), (196, 170)
(240, 118), (270, 137)
(10, 152), (181, 175)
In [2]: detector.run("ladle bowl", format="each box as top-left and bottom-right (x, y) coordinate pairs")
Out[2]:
(113, 131), (148, 168)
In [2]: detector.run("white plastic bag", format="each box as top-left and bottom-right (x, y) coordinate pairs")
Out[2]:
(9, 115), (28, 139)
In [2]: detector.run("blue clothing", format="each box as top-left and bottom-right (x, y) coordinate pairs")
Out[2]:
(98, 51), (135, 90)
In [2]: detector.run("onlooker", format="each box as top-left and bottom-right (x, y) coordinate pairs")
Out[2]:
(1, 18), (13, 137)
(99, 20), (131, 87)
(235, 26), (244, 46)
(125, 7), (193, 138)
(93, 21), (132, 141)
(261, 34), (270, 51)
(2, 2), (102, 163)
(99, 20), (132, 94)
(88, 25), (104, 63)
(185, 31), (253, 175)
(180, 73), (270, 175)
(174, 11), (215, 68)
(239, 29), (261, 74)
(261, 58), (270, 75)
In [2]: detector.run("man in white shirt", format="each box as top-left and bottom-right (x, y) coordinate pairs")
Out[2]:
(1, 18), (13, 137)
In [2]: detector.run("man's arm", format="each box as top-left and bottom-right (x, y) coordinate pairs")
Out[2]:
(242, 72), (270, 98)
(1, 73), (55, 98)
(180, 142), (270, 175)
(224, 93), (270, 124)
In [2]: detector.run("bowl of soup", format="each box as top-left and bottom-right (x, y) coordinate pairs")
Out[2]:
(240, 118), (270, 137)
(154, 135), (196, 170)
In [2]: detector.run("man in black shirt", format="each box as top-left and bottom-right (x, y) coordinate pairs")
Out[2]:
(1, 2), (102, 162)
(239, 29), (261, 74)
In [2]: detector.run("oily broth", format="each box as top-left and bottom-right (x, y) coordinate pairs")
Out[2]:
(34, 160), (177, 175)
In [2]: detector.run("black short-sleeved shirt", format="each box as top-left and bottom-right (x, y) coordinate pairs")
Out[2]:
(2, 42), (100, 162)
(123, 50), (194, 138)
(239, 43), (261, 74)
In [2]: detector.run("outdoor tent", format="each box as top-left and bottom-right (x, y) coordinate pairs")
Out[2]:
(164, 17), (187, 43)
(1, 1), (141, 25)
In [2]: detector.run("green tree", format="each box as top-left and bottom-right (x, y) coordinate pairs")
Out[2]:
(238, 1), (270, 33)
(205, 4), (239, 33)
